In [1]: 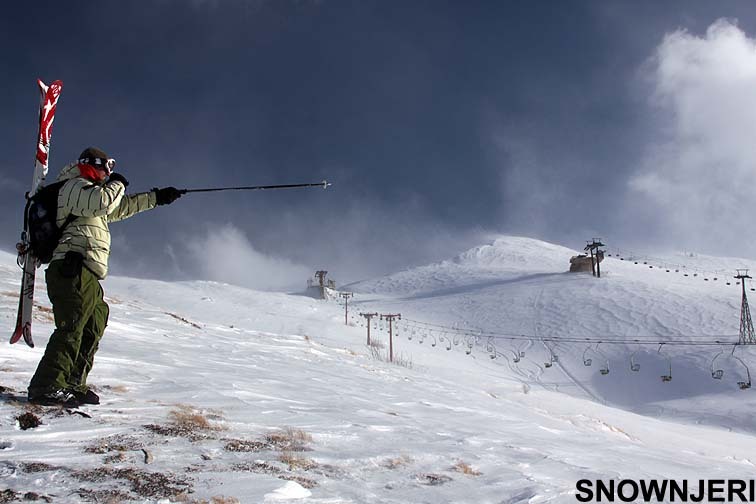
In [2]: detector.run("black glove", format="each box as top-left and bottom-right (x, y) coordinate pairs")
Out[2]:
(108, 173), (129, 187)
(153, 187), (183, 206)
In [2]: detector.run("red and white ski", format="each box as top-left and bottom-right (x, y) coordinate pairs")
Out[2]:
(10, 79), (63, 348)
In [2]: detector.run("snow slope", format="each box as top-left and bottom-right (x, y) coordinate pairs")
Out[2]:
(348, 236), (756, 431)
(2, 237), (756, 503)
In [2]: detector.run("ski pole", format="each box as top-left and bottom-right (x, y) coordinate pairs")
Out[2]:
(179, 180), (331, 194)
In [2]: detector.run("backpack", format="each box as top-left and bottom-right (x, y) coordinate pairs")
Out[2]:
(25, 180), (75, 264)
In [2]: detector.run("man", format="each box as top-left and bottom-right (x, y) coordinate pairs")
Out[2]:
(27, 147), (182, 407)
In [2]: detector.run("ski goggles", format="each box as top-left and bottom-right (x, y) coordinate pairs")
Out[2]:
(79, 157), (116, 174)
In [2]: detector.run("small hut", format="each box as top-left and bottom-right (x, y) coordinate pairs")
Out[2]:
(569, 251), (604, 273)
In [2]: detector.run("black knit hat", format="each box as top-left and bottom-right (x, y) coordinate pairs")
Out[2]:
(78, 147), (109, 166)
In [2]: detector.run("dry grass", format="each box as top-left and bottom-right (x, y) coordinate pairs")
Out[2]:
(144, 405), (226, 441)
(230, 461), (318, 489)
(174, 497), (241, 504)
(382, 455), (413, 469)
(278, 451), (318, 471)
(264, 428), (313, 452)
(19, 462), (61, 473)
(17, 462), (193, 501)
(169, 405), (215, 431)
(103, 452), (130, 465)
(75, 488), (131, 503)
(71, 467), (193, 499)
(16, 412), (42, 430)
(368, 339), (385, 349)
(231, 461), (283, 474)
(369, 346), (413, 369)
(0, 489), (53, 503)
(452, 461), (482, 476)
(224, 427), (312, 454)
(84, 434), (144, 454)
(223, 438), (267, 453)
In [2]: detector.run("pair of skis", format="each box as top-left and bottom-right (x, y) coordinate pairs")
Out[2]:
(10, 79), (64, 348)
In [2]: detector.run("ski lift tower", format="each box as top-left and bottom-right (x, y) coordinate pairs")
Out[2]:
(585, 239), (605, 278)
(736, 270), (756, 345)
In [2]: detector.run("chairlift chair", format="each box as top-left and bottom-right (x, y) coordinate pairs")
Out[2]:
(629, 349), (640, 372)
(544, 346), (557, 368)
(417, 329), (425, 344)
(514, 340), (527, 359)
(658, 344), (672, 382)
(710, 348), (725, 380)
(599, 357), (610, 375)
(582, 345), (593, 367)
(485, 337), (497, 360)
(733, 355), (752, 390)
(594, 343), (610, 375)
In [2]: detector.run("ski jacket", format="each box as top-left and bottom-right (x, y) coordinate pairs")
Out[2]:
(49, 163), (157, 279)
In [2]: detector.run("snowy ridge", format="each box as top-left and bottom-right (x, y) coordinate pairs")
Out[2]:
(2, 240), (756, 502)
(450, 236), (576, 270)
(347, 236), (575, 297)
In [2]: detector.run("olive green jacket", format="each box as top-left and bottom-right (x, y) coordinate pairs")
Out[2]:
(50, 163), (158, 279)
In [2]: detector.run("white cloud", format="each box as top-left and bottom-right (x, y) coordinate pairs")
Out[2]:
(630, 19), (756, 255)
(187, 223), (312, 291)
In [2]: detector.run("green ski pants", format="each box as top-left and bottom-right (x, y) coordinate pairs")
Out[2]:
(28, 255), (109, 397)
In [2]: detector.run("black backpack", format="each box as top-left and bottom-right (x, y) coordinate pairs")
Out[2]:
(25, 181), (74, 264)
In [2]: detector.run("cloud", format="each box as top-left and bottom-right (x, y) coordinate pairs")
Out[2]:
(629, 19), (756, 255)
(187, 223), (312, 291)
(0, 174), (27, 194)
(251, 198), (491, 285)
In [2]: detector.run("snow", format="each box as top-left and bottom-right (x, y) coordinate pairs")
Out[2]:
(264, 481), (312, 501)
(2, 236), (756, 502)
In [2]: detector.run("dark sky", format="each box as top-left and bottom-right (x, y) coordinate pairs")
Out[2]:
(3, 1), (756, 288)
